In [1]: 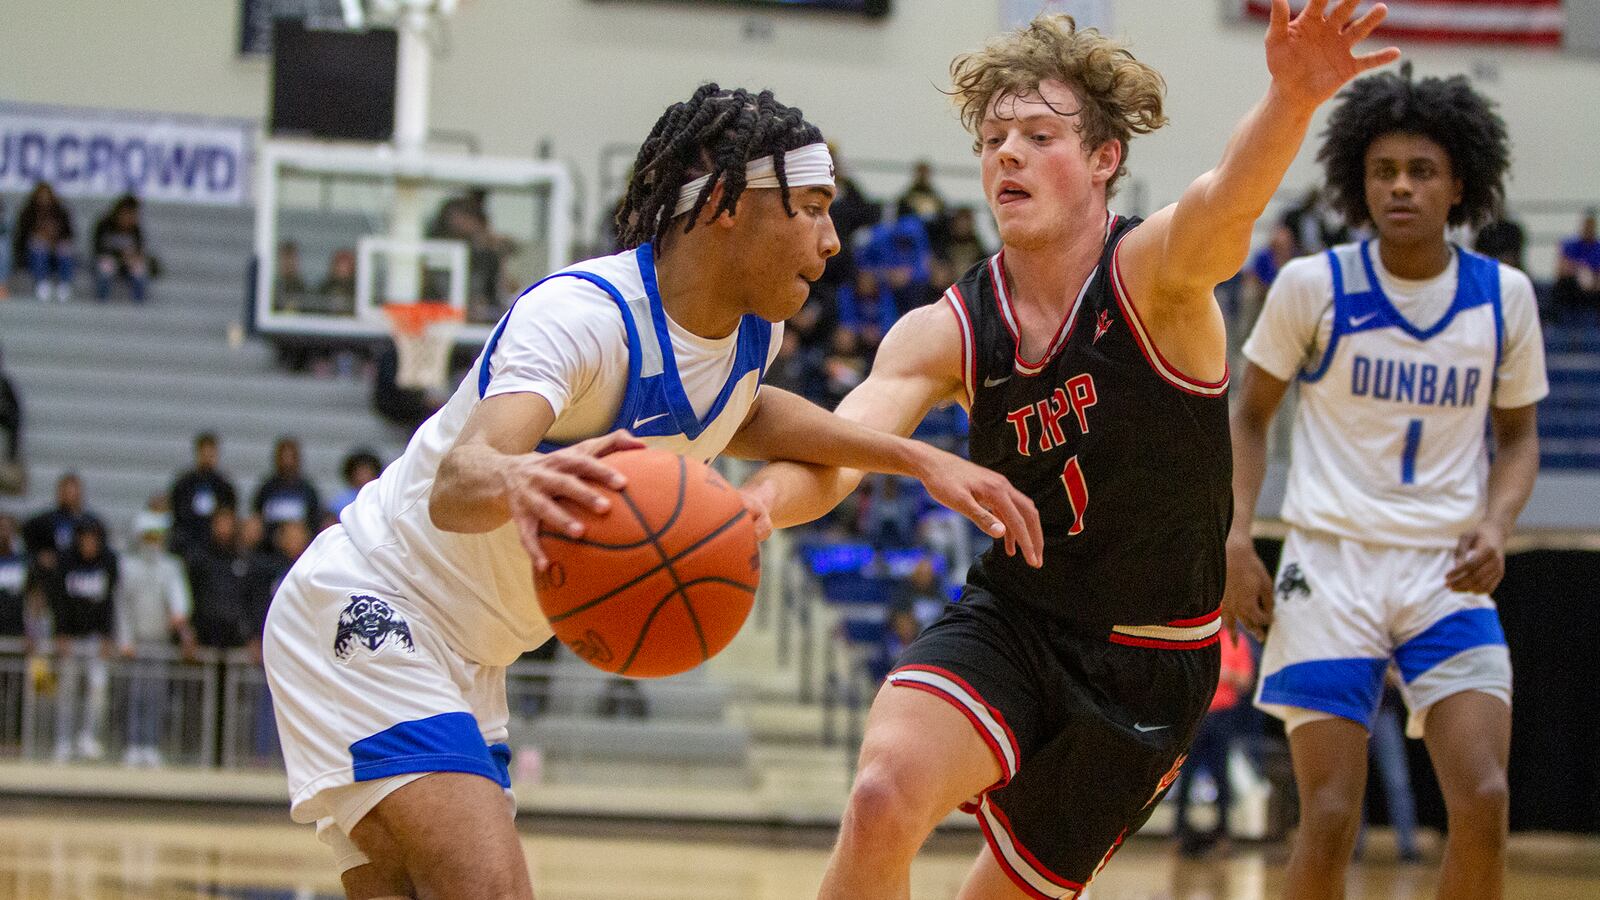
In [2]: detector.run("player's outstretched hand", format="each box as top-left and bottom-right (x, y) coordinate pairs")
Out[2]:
(1222, 535), (1275, 640)
(1266, 0), (1401, 109)
(1447, 522), (1507, 595)
(509, 429), (646, 572)
(913, 449), (1043, 568)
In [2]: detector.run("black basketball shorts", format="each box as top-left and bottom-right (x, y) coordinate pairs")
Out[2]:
(887, 583), (1220, 898)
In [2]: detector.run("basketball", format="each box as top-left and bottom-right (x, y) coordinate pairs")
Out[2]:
(534, 448), (761, 678)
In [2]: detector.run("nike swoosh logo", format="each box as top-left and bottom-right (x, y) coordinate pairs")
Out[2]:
(1350, 313), (1379, 328)
(1133, 723), (1169, 733)
(632, 413), (669, 430)
(983, 374), (1012, 388)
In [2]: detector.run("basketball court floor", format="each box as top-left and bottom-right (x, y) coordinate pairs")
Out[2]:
(0, 800), (1596, 899)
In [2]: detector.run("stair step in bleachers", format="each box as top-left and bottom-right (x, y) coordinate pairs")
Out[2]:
(0, 197), (406, 538)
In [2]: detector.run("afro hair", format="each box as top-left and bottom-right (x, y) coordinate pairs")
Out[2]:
(1318, 63), (1509, 229)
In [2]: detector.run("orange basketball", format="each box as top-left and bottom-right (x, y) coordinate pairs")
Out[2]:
(534, 447), (760, 678)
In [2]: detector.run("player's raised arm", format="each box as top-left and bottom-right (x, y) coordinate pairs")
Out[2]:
(429, 392), (643, 571)
(1117, 0), (1399, 303)
(735, 303), (1042, 566)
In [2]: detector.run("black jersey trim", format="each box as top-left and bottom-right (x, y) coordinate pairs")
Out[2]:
(1107, 235), (1231, 397)
(988, 210), (1117, 377)
(943, 285), (977, 409)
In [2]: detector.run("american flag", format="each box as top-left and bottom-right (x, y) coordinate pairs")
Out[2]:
(1240, 0), (1565, 47)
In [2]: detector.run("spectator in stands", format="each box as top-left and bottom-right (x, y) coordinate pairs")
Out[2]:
(856, 213), (936, 325)
(185, 505), (251, 650)
(869, 604), (923, 684)
(1281, 185), (1348, 253)
(246, 518), (308, 643)
(244, 518), (310, 761)
(316, 247), (358, 315)
(1172, 627), (1255, 858)
(861, 475), (920, 549)
(1237, 221), (1304, 346)
(1554, 208), (1600, 317)
(896, 160), (947, 232)
(0, 342), (21, 491)
(274, 240), (309, 311)
(893, 559), (947, 629)
(13, 181), (78, 302)
(50, 519), (117, 762)
(22, 473), (103, 573)
(1474, 214), (1526, 271)
(827, 145), (882, 247)
(115, 511), (196, 767)
(329, 447), (382, 519)
(429, 188), (516, 321)
(821, 326), (869, 410)
(92, 194), (152, 303)
(0, 514), (28, 645)
(168, 431), (238, 555)
(939, 207), (989, 277)
(253, 436), (322, 541)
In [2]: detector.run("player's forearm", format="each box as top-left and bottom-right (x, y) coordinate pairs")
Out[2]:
(429, 443), (517, 533)
(743, 461), (865, 530)
(729, 387), (931, 478)
(1228, 408), (1273, 543)
(1482, 416), (1540, 534)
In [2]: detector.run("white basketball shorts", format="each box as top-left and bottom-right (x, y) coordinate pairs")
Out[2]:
(263, 526), (514, 871)
(1255, 528), (1512, 738)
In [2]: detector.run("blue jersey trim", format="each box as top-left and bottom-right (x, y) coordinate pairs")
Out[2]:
(349, 711), (512, 788)
(1394, 607), (1506, 684)
(1259, 656), (1388, 727)
(1300, 242), (1501, 386)
(1298, 248), (1346, 384)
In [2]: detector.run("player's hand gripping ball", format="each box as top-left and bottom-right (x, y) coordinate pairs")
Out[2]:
(534, 448), (761, 677)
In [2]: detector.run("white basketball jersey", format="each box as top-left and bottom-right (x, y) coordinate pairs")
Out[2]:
(340, 245), (775, 666)
(1248, 242), (1546, 548)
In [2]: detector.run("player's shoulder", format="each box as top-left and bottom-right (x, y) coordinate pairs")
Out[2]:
(1489, 258), (1537, 303)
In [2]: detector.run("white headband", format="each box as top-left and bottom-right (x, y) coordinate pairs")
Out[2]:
(672, 142), (835, 218)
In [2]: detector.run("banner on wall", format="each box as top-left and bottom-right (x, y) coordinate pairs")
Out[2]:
(1002, 0), (1113, 32)
(1238, 0), (1563, 47)
(0, 102), (255, 205)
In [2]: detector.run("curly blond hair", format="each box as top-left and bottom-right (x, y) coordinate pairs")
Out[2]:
(950, 15), (1167, 196)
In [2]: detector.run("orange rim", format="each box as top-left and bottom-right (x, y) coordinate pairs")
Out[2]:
(384, 302), (464, 337)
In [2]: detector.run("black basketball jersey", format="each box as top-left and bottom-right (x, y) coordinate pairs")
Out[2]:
(946, 213), (1232, 629)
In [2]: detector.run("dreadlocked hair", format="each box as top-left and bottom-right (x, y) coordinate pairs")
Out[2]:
(1319, 63), (1510, 229)
(616, 84), (825, 249)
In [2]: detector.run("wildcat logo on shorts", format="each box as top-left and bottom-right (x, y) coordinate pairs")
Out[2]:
(333, 593), (415, 662)
(1276, 563), (1311, 602)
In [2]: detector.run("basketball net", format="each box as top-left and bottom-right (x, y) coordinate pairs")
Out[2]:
(385, 302), (463, 391)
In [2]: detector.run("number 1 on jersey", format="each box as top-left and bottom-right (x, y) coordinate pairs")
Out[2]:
(1401, 419), (1423, 485)
(1060, 455), (1088, 535)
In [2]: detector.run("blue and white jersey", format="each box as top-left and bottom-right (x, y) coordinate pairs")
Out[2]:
(1244, 242), (1547, 549)
(341, 245), (778, 665)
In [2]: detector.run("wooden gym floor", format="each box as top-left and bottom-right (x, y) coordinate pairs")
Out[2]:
(0, 800), (1595, 899)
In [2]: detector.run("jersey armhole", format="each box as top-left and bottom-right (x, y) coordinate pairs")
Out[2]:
(1107, 236), (1230, 397)
(943, 285), (977, 409)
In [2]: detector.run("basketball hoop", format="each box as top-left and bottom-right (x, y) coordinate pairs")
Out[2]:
(385, 301), (463, 391)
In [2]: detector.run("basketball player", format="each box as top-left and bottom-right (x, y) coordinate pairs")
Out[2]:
(741, 4), (1399, 897)
(264, 85), (1045, 900)
(1227, 67), (1543, 900)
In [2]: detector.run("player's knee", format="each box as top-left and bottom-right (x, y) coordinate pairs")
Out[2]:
(845, 758), (938, 849)
(1446, 772), (1508, 831)
(1297, 785), (1363, 843)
